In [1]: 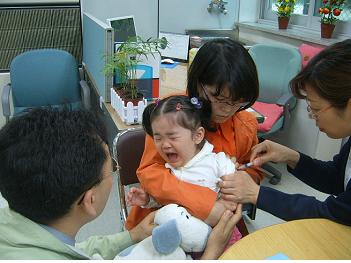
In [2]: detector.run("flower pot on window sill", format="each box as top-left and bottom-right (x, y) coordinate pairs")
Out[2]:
(278, 17), (290, 29)
(321, 23), (335, 39)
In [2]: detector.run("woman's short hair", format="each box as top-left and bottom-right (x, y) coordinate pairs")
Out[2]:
(290, 39), (351, 109)
(187, 38), (259, 130)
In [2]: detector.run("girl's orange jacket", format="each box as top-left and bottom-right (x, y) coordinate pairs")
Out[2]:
(125, 110), (264, 230)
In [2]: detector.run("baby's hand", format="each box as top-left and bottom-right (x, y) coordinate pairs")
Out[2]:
(235, 162), (240, 169)
(126, 187), (150, 207)
(218, 198), (237, 212)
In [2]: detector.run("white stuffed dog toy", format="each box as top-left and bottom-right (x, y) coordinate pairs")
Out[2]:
(115, 204), (212, 260)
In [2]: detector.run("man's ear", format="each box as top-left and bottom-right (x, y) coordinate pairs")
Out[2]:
(347, 97), (351, 108)
(345, 98), (351, 118)
(193, 126), (205, 145)
(79, 189), (97, 217)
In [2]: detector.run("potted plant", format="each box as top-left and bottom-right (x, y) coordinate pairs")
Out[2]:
(105, 36), (168, 102)
(275, 0), (296, 29)
(104, 36), (167, 124)
(319, 0), (344, 38)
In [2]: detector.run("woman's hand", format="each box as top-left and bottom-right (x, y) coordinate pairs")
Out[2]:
(201, 204), (243, 260)
(129, 211), (156, 243)
(250, 140), (300, 169)
(219, 171), (260, 204)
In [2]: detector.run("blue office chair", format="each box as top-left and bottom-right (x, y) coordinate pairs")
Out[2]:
(2, 49), (91, 123)
(249, 43), (301, 185)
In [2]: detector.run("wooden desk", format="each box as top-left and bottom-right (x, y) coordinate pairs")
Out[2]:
(220, 218), (351, 260)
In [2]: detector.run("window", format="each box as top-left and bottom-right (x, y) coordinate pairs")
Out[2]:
(261, 0), (351, 36)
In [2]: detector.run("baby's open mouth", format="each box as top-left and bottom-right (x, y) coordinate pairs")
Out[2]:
(166, 153), (179, 163)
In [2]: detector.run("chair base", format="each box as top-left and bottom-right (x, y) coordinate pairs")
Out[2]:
(269, 175), (281, 185)
(261, 163), (282, 185)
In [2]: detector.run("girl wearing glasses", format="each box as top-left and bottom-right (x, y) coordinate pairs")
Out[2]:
(220, 39), (351, 226)
(125, 39), (263, 236)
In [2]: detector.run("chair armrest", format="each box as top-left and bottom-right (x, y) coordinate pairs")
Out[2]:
(276, 93), (294, 107)
(2, 84), (11, 123)
(276, 93), (297, 131)
(80, 80), (91, 110)
(241, 176), (260, 221)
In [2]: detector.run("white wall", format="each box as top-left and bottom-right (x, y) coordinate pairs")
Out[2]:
(159, 0), (239, 34)
(238, 0), (260, 23)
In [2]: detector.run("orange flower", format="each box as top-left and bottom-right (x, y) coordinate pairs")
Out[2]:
(320, 0), (344, 25)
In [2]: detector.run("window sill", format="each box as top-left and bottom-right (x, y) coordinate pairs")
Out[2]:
(237, 22), (349, 47)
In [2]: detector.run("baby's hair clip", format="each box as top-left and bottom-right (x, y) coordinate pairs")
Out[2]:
(155, 98), (161, 106)
(190, 97), (202, 109)
(176, 102), (183, 111)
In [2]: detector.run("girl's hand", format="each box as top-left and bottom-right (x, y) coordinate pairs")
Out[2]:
(234, 162), (240, 170)
(205, 198), (237, 226)
(201, 204), (242, 260)
(250, 140), (300, 169)
(218, 198), (238, 212)
(126, 187), (150, 207)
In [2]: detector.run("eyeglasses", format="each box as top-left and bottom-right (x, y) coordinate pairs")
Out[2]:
(200, 84), (249, 109)
(77, 157), (118, 205)
(306, 100), (333, 120)
(111, 156), (118, 172)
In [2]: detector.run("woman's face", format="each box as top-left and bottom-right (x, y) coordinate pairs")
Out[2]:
(305, 84), (351, 139)
(199, 84), (248, 123)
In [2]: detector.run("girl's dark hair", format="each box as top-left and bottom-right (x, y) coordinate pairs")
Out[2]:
(143, 95), (209, 142)
(187, 38), (259, 130)
(290, 39), (351, 109)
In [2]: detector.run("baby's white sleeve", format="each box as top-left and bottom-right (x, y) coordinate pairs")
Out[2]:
(215, 152), (236, 177)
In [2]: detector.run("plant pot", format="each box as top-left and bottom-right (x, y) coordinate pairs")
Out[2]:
(112, 87), (143, 106)
(111, 88), (147, 124)
(321, 23), (335, 39)
(123, 92), (144, 106)
(113, 85), (124, 97)
(278, 17), (290, 29)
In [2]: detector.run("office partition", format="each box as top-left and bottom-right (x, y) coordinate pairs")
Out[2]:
(82, 12), (113, 102)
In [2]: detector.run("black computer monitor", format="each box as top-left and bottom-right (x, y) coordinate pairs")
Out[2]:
(106, 15), (137, 43)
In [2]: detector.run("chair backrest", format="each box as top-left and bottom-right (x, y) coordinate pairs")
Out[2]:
(113, 128), (145, 224)
(10, 49), (82, 113)
(249, 44), (301, 104)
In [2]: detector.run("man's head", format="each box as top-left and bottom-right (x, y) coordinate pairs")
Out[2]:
(0, 108), (111, 225)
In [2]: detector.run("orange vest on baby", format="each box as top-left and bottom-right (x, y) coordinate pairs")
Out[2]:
(125, 110), (264, 230)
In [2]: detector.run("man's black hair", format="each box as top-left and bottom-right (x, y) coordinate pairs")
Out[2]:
(0, 108), (108, 224)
